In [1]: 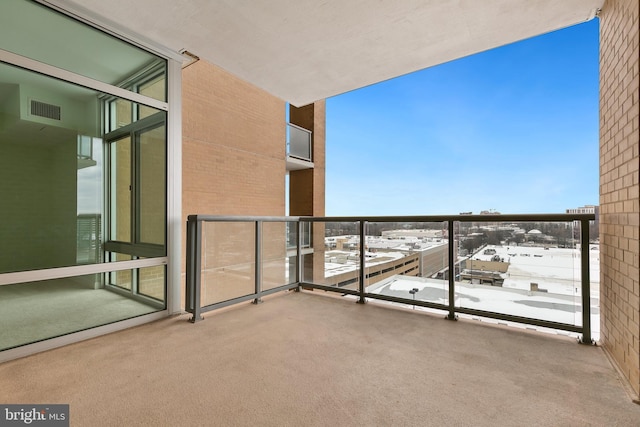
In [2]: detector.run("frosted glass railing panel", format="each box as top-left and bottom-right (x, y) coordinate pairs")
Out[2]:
(364, 221), (450, 307)
(454, 221), (592, 328)
(262, 221), (295, 290)
(201, 221), (255, 305)
(306, 222), (360, 289)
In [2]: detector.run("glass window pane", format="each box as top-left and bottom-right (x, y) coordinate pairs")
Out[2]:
(0, 62), (99, 273)
(110, 137), (132, 243)
(108, 253), (132, 290)
(0, 61), (167, 274)
(139, 124), (166, 245)
(77, 137), (103, 264)
(138, 75), (166, 119)
(139, 265), (166, 302)
(112, 99), (133, 130)
(0, 0), (167, 101)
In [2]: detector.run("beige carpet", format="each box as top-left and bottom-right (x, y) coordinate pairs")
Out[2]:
(1, 290), (638, 426)
(0, 279), (161, 350)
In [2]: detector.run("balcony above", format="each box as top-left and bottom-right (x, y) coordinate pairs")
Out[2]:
(286, 156), (314, 171)
(286, 122), (314, 171)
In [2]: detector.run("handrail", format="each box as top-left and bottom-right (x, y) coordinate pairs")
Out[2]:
(302, 213), (595, 222)
(188, 213), (595, 222)
(185, 213), (595, 344)
(188, 214), (303, 222)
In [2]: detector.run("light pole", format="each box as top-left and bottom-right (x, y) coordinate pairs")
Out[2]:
(409, 287), (419, 310)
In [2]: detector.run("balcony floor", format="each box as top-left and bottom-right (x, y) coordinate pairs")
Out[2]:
(1, 290), (638, 426)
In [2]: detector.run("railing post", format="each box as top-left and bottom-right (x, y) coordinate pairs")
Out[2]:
(253, 221), (263, 304)
(579, 218), (592, 344)
(446, 220), (457, 320)
(186, 216), (203, 323)
(357, 220), (366, 304)
(295, 220), (303, 290)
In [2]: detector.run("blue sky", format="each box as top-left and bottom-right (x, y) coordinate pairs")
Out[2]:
(325, 19), (599, 216)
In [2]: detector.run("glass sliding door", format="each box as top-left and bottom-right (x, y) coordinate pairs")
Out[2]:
(104, 113), (166, 303)
(0, 60), (168, 351)
(0, 0), (172, 353)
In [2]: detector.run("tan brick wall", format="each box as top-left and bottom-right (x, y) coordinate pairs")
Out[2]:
(183, 60), (286, 218)
(599, 0), (640, 398)
(182, 60), (289, 306)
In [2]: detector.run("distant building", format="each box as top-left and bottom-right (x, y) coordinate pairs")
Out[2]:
(566, 205), (599, 240)
(381, 229), (444, 239)
(324, 230), (453, 285)
(324, 250), (420, 289)
(566, 205), (599, 216)
(377, 230), (452, 278)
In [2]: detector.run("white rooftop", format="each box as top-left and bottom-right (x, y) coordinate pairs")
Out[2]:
(472, 244), (600, 295)
(367, 273), (600, 340)
(325, 250), (406, 278)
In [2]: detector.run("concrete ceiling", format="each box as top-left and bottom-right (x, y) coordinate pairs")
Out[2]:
(50, 0), (603, 107)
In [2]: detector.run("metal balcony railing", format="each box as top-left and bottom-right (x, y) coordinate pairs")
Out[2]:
(185, 213), (596, 344)
(286, 123), (312, 161)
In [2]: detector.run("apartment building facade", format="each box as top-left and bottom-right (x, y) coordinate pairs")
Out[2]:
(0, 0), (638, 402)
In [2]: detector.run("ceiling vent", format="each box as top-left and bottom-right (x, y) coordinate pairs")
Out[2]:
(30, 99), (61, 121)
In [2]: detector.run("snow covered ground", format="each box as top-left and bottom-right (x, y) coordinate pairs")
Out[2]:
(366, 245), (600, 340)
(473, 244), (599, 298)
